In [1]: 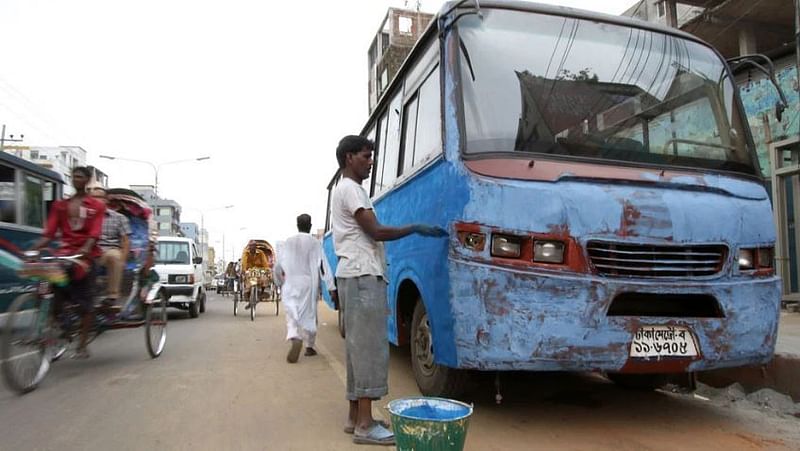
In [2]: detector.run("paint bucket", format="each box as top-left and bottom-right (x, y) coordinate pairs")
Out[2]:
(387, 397), (473, 451)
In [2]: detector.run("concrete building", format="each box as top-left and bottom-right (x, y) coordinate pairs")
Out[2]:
(179, 222), (199, 242)
(131, 185), (183, 237)
(367, 7), (434, 113)
(623, 0), (703, 28)
(622, 0), (800, 305)
(2, 145), (108, 195)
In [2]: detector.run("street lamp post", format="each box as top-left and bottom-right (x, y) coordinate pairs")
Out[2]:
(184, 204), (234, 263)
(98, 155), (210, 196)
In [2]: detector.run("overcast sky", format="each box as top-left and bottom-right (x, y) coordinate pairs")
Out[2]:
(0, 0), (635, 261)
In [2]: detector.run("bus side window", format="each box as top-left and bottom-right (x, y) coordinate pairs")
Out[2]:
(23, 175), (45, 228)
(374, 112), (389, 193)
(364, 124), (377, 197)
(398, 93), (420, 177)
(0, 164), (16, 224)
(376, 93), (403, 194)
(44, 181), (56, 216)
(413, 66), (441, 167)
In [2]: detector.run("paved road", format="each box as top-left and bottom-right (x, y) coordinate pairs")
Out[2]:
(1, 292), (798, 450)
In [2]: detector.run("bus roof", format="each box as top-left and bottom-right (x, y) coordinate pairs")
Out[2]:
(0, 151), (63, 183)
(326, 0), (722, 189)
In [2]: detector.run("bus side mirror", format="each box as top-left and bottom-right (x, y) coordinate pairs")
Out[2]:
(728, 54), (789, 123)
(776, 101), (785, 123)
(193, 257), (203, 264)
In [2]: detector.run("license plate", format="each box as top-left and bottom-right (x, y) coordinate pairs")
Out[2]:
(630, 326), (698, 358)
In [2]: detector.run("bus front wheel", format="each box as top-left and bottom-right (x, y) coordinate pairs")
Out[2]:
(410, 301), (468, 398)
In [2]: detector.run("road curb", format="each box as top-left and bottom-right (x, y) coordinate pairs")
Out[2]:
(698, 353), (800, 402)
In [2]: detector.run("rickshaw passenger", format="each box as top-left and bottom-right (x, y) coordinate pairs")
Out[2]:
(225, 262), (237, 292)
(89, 185), (131, 304)
(241, 241), (269, 304)
(241, 241), (269, 272)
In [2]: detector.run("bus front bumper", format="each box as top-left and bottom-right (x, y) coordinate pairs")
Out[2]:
(446, 259), (781, 373)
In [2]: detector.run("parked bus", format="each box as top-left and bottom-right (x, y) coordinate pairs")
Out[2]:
(0, 151), (62, 314)
(322, 0), (781, 396)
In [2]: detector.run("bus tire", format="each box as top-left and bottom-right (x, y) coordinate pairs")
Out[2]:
(607, 373), (668, 391)
(410, 301), (468, 398)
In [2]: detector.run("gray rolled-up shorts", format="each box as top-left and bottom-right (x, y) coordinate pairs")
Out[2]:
(338, 275), (389, 401)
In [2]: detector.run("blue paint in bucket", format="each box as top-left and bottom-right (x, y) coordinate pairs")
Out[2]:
(394, 401), (471, 421)
(388, 397), (473, 451)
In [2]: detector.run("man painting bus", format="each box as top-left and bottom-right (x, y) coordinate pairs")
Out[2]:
(30, 166), (106, 359)
(331, 135), (445, 446)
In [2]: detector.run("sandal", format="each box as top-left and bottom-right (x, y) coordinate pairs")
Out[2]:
(353, 423), (395, 446)
(343, 419), (391, 434)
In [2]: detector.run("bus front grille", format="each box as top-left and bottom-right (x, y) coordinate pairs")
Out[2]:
(586, 241), (727, 278)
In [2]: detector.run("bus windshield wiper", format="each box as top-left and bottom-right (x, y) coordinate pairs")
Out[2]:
(459, 38), (476, 82)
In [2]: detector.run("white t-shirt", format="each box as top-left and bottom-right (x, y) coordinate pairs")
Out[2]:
(331, 177), (386, 278)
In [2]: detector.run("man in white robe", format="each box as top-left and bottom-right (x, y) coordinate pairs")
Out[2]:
(274, 214), (335, 363)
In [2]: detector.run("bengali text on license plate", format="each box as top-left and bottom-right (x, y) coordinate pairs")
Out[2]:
(630, 326), (698, 358)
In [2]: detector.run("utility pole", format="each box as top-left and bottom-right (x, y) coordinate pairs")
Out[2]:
(0, 125), (24, 153)
(795, 0), (799, 94)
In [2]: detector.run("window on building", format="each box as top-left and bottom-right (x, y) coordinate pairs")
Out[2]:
(657, 1), (665, 17)
(379, 69), (389, 94)
(23, 175), (44, 228)
(398, 16), (413, 34)
(158, 222), (171, 231)
(30, 150), (39, 160)
(369, 39), (378, 68)
(157, 207), (172, 217)
(0, 165), (16, 224)
(412, 67), (442, 166)
(381, 32), (390, 54)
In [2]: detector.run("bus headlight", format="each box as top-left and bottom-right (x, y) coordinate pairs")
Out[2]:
(757, 247), (774, 269)
(491, 235), (522, 258)
(738, 248), (754, 270)
(534, 241), (565, 264)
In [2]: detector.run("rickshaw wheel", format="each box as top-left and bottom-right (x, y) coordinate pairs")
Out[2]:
(250, 286), (257, 321)
(1, 293), (53, 394)
(145, 291), (168, 358)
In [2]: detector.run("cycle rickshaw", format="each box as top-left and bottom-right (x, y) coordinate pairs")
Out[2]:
(233, 240), (279, 321)
(0, 188), (167, 394)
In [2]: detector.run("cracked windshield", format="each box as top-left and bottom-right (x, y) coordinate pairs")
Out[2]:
(459, 9), (757, 175)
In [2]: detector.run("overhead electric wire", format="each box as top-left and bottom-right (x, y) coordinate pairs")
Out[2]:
(542, 20), (579, 112)
(544, 18), (568, 80)
(708, 0), (766, 44)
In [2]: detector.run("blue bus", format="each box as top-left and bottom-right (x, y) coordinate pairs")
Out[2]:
(323, 0), (781, 396)
(0, 151), (62, 315)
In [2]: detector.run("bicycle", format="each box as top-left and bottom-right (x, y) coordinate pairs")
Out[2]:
(1, 252), (167, 394)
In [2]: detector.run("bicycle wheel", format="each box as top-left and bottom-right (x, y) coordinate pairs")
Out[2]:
(145, 291), (168, 358)
(233, 294), (238, 316)
(1, 293), (53, 394)
(275, 297), (280, 316)
(250, 286), (257, 321)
